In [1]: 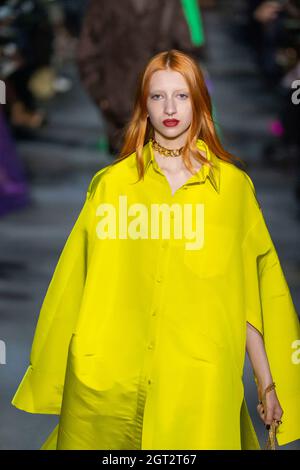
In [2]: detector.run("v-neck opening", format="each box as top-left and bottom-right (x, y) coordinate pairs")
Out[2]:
(149, 140), (208, 197)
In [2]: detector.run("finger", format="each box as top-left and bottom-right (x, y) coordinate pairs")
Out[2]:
(256, 404), (263, 418)
(273, 407), (284, 421)
(257, 404), (265, 422)
(276, 407), (284, 418)
(273, 412), (283, 427)
(264, 407), (274, 427)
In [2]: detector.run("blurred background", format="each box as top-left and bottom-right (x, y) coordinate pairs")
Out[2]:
(0, 0), (299, 450)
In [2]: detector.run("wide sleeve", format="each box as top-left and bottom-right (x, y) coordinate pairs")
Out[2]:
(11, 176), (100, 415)
(242, 174), (300, 446)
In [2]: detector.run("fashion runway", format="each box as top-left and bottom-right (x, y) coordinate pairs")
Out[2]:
(0, 2), (299, 449)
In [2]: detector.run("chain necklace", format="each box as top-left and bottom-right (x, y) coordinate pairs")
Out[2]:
(150, 137), (184, 157)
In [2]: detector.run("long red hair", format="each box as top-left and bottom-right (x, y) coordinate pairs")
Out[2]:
(112, 49), (245, 181)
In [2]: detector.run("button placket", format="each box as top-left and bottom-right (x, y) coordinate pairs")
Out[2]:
(142, 239), (170, 389)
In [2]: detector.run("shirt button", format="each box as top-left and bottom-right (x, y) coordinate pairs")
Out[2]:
(151, 310), (157, 317)
(148, 342), (154, 350)
(156, 275), (163, 283)
(148, 379), (152, 385)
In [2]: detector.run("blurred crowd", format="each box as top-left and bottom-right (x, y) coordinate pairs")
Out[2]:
(0, 0), (300, 218)
(0, 0), (87, 215)
(241, 1), (300, 162)
(0, 0), (86, 130)
(238, 0), (300, 206)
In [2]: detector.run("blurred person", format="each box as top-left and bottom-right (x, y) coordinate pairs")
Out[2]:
(11, 50), (300, 450)
(281, 60), (300, 215)
(0, 0), (53, 132)
(250, 1), (300, 215)
(77, 0), (204, 156)
(0, 106), (30, 216)
(246, 0), (286, 85)
(246, 1), (300, 84)
(264, 56), (300, 216)
(57, 0), (89, 38)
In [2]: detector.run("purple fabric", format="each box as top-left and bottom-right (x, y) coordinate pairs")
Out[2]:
(0, 107), (31, 217)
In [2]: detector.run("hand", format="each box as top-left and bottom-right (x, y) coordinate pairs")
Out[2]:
(256, 382), (284, 430)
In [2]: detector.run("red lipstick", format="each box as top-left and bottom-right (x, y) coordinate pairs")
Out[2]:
(163, 119), (180, 127)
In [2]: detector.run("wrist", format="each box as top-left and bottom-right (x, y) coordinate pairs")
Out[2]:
(255, 375), (274, 398)
(260, 378), (274, 389)
(255, 373), (273, 387)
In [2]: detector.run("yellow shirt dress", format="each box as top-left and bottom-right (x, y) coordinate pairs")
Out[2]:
(11, 138), (300, 449)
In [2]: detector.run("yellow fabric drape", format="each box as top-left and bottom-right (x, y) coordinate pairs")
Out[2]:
(11, 139), (300, 449)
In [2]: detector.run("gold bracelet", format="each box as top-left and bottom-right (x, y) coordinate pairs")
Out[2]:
(258, 381), (276, 404)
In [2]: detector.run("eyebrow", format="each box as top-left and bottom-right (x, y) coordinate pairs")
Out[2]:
(149, 89), (189, 93)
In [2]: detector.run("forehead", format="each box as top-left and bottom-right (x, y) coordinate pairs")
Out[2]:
(148, 70), (188, 90)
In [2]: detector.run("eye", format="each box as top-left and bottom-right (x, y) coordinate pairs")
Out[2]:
(151, 94), (162, 100)
(178, 93), (188, 99)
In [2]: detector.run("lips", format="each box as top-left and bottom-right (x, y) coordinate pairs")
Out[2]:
(163, 119), (180, 127)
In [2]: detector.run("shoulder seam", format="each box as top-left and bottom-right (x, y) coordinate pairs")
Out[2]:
(86, 166), (110, 201)
(242, 170), (256, 193)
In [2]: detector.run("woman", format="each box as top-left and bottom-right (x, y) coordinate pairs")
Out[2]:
(11, 50), (300, 450)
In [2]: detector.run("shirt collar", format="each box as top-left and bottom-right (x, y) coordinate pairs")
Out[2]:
(142, 138), (220, 193)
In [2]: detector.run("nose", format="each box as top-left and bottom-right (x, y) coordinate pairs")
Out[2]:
(164, 97), (177, 116)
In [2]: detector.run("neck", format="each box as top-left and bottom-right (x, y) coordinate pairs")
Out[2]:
(153, 132), (187, 149)
(152, 148), (203, 174)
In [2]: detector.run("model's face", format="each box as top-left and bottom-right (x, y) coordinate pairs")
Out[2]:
(146, 69), (193, 141)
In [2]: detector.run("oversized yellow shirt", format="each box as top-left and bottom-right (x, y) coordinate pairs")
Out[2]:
(11, 138), (300, 449)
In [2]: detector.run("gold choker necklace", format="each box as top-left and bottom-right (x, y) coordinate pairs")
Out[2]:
(150, 137), (184, 157)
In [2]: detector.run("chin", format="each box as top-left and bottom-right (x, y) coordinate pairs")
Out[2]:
(156, 127), (185, 140)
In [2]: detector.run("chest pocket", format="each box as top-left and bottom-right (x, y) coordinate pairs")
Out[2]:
(183, 223), (236, 279)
